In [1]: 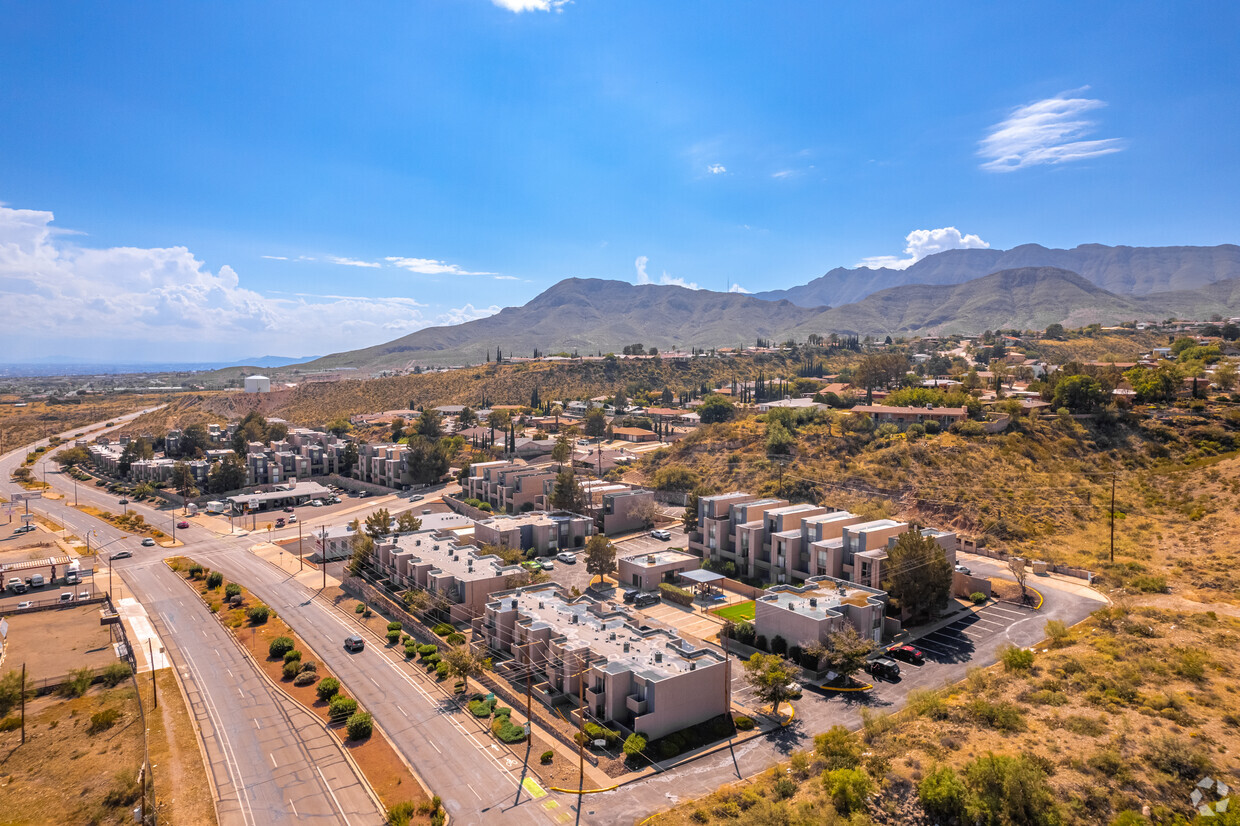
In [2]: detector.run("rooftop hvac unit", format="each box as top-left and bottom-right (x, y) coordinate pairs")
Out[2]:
(609, 632), (616, 641)
(511, 599), (518, 609)
(809, 598), (818, 607)
(570, 614), (578, 624)
(623, 642), (630, 652)
(690, 663), (696, 670)
(654, 652), (662, 663)
(538, 601), (544, 609)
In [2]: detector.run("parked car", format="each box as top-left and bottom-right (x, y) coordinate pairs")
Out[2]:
(59, 592), (74, 603)
(288, 515), (297, 523)
(118, 498), (129, 505)
(7, 577), (27, 594)
(556, 552), (577, 564)
(784, 681), (804, 699)
(358, 491), (369, 498)
(954, 564), (971, 575)
(78, 591), (91, 601)
(887, 644), (925, 665)
(283, 506), (295, 513)
(865, 658), (901, 681)
(110, 550), (133, 560)
(622, 589), (640, 603)
(177, 520), (190, 529)
(633, 592), (661, 609)
(422, 508), (432, 515)
(13, 524), (35, 534)
(650, 529), (671, 541)
(344, 634), (365, 652)
(16, 601), (32, 610)
(540, 559), (555, 570)
(141, 537), (156, 547)
(411, 494), (424, 501)
(28, 574), (45, 588)
(275, 518), (286, 528)
(310, 500), (324, 507)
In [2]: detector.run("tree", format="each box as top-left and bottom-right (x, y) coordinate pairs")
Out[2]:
(266, 422), (288, 443)
(208, 453), (247, 494)
(881, 529), (953, 624)
(458, 406), (478, 427)
(682, 490), (701, 534)
(1215, 360), (1239, 391)
(583, 409), (607, 438)
(395, 511), (423, 533)
(326, 417), (353, 436)
(629, 499), (661, 530)
(177, 423), (210, 458)
(364, 509), (392, 541)
(1125, 363), (1182, 403)
(1223, 322), (1240, 341)
(416, 409), (443, 438)
(53, 445), (92, 468)
(442, 644), (483, 693)
(583, 534), (617, 585)
(651, 465), (698, 492)
(340, 441), (359, 476)
(765, 420), (795, 455)
(806, 625), (873, 679)
(660, 388), (674, 406)
(232, 411), (270, 453)
(346, 526), (375, 577)
(551, 435), (571, 470)
(742, 653), (800, 716)
(918, 765), (968, 823)
(1043, 323), (1066, 340)
(1051, 374), (1104, 412)
(405, 437), (451, 485)
(698, 394), (735, 424)
(390, 417), (406, 442)
(964, 752), (1060, 826)
(549, 469), (587, 513)
(1008, 556), (1029, 602)
(170, 461), (199, 501)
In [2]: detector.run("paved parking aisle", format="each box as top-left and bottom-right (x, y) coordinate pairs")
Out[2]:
(913, 602), (1036, 662)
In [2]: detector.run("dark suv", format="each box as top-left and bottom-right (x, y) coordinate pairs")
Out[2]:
(633, 592), (660, 609)
(865, 658), (901, 681)
(622, 589), (640, 604)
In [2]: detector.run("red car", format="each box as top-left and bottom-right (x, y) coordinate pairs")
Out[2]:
(177, 521), (190, 529)
(887, 644), (925, 665)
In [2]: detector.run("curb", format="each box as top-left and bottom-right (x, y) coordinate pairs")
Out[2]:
(548, 784), (621, 794)
(820, 681), (873, 692)
(165, 560), (392, 820)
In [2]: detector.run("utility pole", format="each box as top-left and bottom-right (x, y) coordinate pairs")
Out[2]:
(322, 526), (327, 590)
(578, 661), (586, 801)
(1109, 472), (1117, 563)
(148, 639), (158, 708)
(20, 663), (26, 744)
(298, 522), (303, 572)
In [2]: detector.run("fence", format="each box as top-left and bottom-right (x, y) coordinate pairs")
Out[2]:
(0, 591), (106, 615)
(963, 545), (1093, 582)
(442, 493), (494, 521)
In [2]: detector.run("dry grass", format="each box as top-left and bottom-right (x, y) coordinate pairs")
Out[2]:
(0, 394), (173, 450)
(141, 668), (218, 826)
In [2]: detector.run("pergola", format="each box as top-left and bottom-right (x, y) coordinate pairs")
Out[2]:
(677, 568), (726, 603)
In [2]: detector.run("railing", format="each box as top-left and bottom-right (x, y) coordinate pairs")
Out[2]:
(0, 590), (106, 615)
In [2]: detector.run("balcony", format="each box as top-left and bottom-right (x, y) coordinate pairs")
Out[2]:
(626, 694), (648, 715)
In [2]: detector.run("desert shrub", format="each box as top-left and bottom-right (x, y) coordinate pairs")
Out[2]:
(246, 604), (270, 624)
(224, 583), (241, 599)
(0, 716), (20, 732)
(61, 667), (94, 698)
(355, 603), (366, 614)
(187, 564), (204, 578)
(386, 621), (402, 632)
(1143, 734), (1212, 778)
(824, 768), (871, 814)
(269, 636), (296, 658)
(492, 714), (526, 743)
(623, 733), (647, 756)
(964, 753), (1059, 826)
(88, 707), (121, 734)
(1000, 645), (1034, 671)
(294, 671), (318, 687)
(1175, 648), (1208, 682)
(924, 420), (941, 434)
(329, 695), (358, 721)
(283, 661), (301, 680)
(283, 649), (302, 664)
(385, 801), (417, 826)
(951, 420), (985, 437)
(734, 716), (755, 731)
(967, 699), (1025, 731)
(814, 725), (863, 770)
(100, 662), (132, 687)
(772, 775), (799, 800)
(918, 765), (967, 822)
(206, 571), (223, 589)
(446, 633), (466, 645)
(346, 711), (373, 740)
(316, 677), (341, 701)
(386, 630), (401, 645)
(971, 591), (988, 604)
(299, 661), (317, 673)
(432, 623), (455, 636)
(1129, 574), (1168, 593)
(541, 750), (555, 764)
(1045, 619), (1070, 646)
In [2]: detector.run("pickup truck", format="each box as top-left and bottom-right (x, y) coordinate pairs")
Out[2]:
(7, 577), (28, 594)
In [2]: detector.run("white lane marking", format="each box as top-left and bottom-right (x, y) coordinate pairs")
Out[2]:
(270, 753), (278, 769)
(396, 705), (408, 717)
(467, 783), (481, 800)
(427, 738), (442, 753)
(288, 800), (297, 818)
(185, 658), (256, 826)
(316, 766), (353, 826)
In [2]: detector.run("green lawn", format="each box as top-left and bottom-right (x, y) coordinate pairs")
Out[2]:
(711, 600), (755, 622)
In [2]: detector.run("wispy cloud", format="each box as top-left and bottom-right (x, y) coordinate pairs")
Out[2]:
(858, 227), (989, 270)
(707, 164), (727, 175)
(979, 90), (1126, 172)
(385, 256), (496, 276)
(728, 283), (750, 294)
(261, 255), (288, 260)
(493, 275), (520, 281)
(490, 0), (570, 12)
(771, 170), (793, 179)
(634, 256), (699, 290)
(328, 255), (381, 268)
(436, 303), (502, 325)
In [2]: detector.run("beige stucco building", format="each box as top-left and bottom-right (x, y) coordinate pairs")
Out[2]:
(617, 550), (700, 591)
(754, 576), (888, 649)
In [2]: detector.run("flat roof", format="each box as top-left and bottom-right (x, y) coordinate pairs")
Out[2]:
(759, 580), (884, 620)
(620, 550), (698, 568)
(227, 480), (331, 505)
(390, 531), (521, 582)
(476, 511), (586, 530)
(678, 569), (725, 584)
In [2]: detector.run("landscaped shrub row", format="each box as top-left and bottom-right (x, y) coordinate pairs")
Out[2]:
(329, 694), (358, 722)
(469, 696), (496, 717)
(432, 623), (455, 636)
(491, 707), (526, 743)
(640, 714), (735, 761)
(658, 582), (695, 607)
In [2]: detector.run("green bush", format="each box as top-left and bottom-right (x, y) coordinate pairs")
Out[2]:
(316, 677), (341, 701)
(657, 740), (679, 760)
(386, 621), (403, 632)
(417, 644), (438, 657)
(283, 650), (302, 664)
(346, 711), (374, 740)
(293, 671), (318, 687)
(918, 765), (968, 822)
(329, 695), (358, 721)
(658, 582), (695, 606)
(469, 698), (495, 717)
(491, 715), (526, 743)
(541, 750), (554, 764)
(299, 661), (317, 673)
(187, 564), (204, 579)
(734, 716), (755, 731)
(435, 661), (449, 680)
(355, 603), (366, 614)
(0, 716), (20, 732)
(269, 636), (296, 658)
(88, 707), (121, 734)
(1000, 645), (1034, 671)
(432, 623), (455, 636)
(814, 726), (863, 770)
(1130, 574), (1168, 593)
(446, 633), (466, 645)
(224, 583), (241, 599)
(970, 591), (988, 604)
(206, 571), (223, 589)
(386, 630), (401, 645)
(924, 420), (941, 435)
(1143, 734), (1212, 778)
(283, 661), (300, 680)
(404, 644), (417, 659)
(967, 699), (1025, 731)
(423, 653), (441, 666)
(824, 767), (872, 814)
(385, 801), (417, 826)
(246, 604), (270, 625)
(61, 667), (94, 698)
(623, 733), (647, 757)
(100, 662), (132, 687)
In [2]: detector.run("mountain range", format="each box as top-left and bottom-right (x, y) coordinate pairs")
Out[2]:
(279, 243), (1240, 371)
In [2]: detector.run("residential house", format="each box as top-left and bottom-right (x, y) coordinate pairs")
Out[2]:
(850, 405), (967, 428)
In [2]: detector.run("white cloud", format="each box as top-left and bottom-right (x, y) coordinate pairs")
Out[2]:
(707, 164), (727, 175)
(436, 303), (501, 326)
(728, 283), (750, 294)
(0, 203), (488, 360)
(979, 90), (1126, 172)
(490, 0), (570, 12)
(261, 255), (288, 260)
(328, 255), (381, 268)
(634, 256), (699, 290)
(858, 227), (990, 270)
(493, 275), (520, 281)
(385, 256), (496, 276)
(771, 170), (793, 179)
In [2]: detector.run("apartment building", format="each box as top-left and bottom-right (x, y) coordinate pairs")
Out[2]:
(473, 511), (594, 554)
(464, 460), (558, 514)
(358, 443), (411, 489)
(815, 520), (958, 589)
(754, 576), (889, 648)
(311, 523), (358, 562)
(617, 550), (700, 591)
(596, 488), (656, 535)
(476, 583), (730, 741)
(374, 530), (526, 623)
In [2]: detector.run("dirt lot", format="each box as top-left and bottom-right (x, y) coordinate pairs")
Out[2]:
(0, 603), (119, 689)
(0, 683), (148, 825)
(143, 668), (218, 826)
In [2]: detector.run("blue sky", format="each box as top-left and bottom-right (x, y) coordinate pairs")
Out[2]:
(1, 1), (1237, 362)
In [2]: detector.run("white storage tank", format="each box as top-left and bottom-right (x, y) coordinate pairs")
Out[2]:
(244, 375), (271, 393)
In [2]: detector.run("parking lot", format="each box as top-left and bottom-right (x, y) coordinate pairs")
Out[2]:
(908, 601), (1038, 666)
(614, 524), (690, 557)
